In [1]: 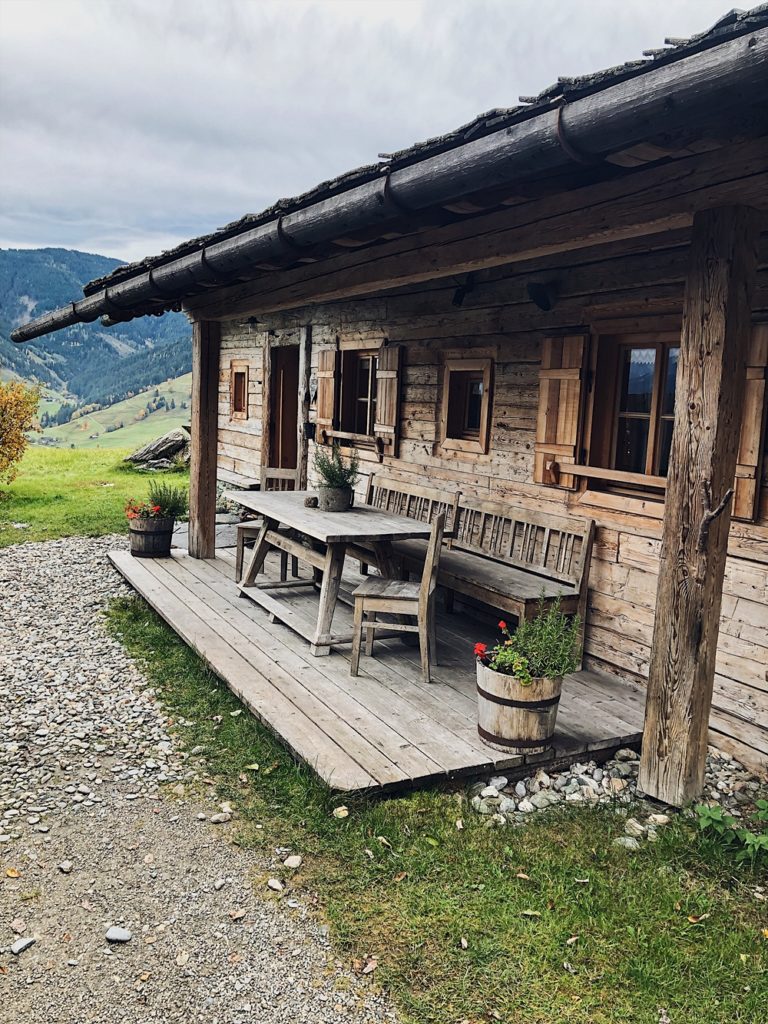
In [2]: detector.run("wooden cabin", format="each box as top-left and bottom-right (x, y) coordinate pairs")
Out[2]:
(14, 9), (768, 803)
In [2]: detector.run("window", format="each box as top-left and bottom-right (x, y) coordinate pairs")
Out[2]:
(339, 350), (378, 437)
(612, 341), (679, 477)
(441, 357), (493, 454)
(230, 362), (249, 420)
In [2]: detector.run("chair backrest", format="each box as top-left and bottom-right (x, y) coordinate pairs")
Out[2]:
(261, 466), (299, 492)
(366, 473), (460, 537)
(452, 495), (594, 589)
(419, 512), (446, 613)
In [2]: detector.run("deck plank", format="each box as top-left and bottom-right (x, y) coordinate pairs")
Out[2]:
(110, 549), (647, 793)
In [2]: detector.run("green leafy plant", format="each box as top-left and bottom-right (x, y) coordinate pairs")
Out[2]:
(695, 799), (768, 865)
(126, 480), (188, 520)
(313, 442), (360, 489)
(474, 596), (581, 684)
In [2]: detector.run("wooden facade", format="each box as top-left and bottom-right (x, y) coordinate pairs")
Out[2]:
(207, 190), (768, 780)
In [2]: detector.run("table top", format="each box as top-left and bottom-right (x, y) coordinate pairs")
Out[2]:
(223, 490), (433, 545)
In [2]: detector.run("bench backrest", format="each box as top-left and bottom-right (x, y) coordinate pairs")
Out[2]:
(365, 474), (460, 536)
(452, 495), (594, 589)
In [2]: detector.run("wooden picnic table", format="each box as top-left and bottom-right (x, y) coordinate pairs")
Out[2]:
(224, 490), (432, 655)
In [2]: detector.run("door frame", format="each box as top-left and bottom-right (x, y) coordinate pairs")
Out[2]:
(262, 325), (312, 488)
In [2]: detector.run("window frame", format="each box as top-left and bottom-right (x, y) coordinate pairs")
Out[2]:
(440, 356), (493, 455)
(582, 330), (681, 495)
(338, 348), (379, 439)
(230, 360), (249, 421)
(610, 340), (679, 479)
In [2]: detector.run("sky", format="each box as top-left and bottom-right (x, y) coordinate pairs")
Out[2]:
(0, 0), (736, 264)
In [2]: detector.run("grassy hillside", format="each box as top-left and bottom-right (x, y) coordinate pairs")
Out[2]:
(0, 446), (187, 548)
(36, 372), (192, 450)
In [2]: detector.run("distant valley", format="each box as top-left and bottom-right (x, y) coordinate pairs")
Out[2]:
(0, 248), (191, 416)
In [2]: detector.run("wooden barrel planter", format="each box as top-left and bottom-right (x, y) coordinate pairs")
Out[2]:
(476, 662), (562, 754)
(129, 517), (175, 558)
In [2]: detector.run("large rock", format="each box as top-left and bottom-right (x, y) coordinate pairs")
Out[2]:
(125, 427), (190, 470)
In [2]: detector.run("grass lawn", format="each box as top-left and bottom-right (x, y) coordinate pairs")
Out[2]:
(0, 446), (187, 548)
(106, 596), (768, 1024)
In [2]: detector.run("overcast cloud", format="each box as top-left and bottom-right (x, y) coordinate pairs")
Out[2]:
(0, 0), (733, 263)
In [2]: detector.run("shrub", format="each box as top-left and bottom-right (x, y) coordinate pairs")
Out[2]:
(0, 380), (39, 486)
(474, 596), (581, 683)
(313, 443), (360, 488)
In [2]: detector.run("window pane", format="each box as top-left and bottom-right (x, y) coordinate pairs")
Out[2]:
(465, 380), (483, 432)
(615, 417), (649, 474)
(662, 347), (679, 416)
(233, 372), (246, 413)
(657, 419), (674, 476)
(619, 347), (656, 414)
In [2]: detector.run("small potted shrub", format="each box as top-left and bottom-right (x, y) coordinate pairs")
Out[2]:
(313, 443), (360, 512)
(474, 597), (581, 754)
(126, 481), (188, 558)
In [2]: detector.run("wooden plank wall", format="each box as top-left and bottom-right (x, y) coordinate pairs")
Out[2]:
(217, 233), (768, 771)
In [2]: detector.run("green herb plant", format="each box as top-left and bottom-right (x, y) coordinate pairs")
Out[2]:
(313, 442), (360, 489)
(474, 595), (581, 684)
(695, 798), (768, 865)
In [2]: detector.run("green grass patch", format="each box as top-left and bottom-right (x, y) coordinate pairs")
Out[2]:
(106, 595), (768, 1024)
(0, 446), (187, 547)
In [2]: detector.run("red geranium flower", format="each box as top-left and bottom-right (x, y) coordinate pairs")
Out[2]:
(498, 620), (507, 631)
(474, 642), (487, 658)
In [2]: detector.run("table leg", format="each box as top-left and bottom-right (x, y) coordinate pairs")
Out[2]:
(240, 517), (275, 589)
(310, 542), (346, 656)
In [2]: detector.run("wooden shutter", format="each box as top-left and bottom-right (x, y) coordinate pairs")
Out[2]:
(373, 344), (403, 461)
(534, 334), (589, 490)
(733, 324), (768, 522)
(315, 346), (338, 443)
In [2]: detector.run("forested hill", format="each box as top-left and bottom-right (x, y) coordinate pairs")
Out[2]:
(0, 247), (191, 405)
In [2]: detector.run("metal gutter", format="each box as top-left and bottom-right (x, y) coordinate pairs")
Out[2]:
(12, 25), (768, 344)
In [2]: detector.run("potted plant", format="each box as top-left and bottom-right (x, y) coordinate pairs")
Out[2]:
(126, 481), (188, 558)
(313, 443), (360, 512)
(474, 597), (581, 754)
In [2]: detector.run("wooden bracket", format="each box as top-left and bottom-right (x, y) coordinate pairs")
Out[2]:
(696, 481), (733, 554)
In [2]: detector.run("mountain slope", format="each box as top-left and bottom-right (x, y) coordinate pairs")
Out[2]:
(0, 248), (191, 401)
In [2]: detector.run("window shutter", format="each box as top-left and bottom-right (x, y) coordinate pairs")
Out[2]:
(316, 346), (339, 443)
(732, 324), (768, 522)
(534, 334), (589, 490)
(373, 344), (403, 461)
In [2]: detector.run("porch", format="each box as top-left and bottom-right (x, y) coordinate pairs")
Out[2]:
(109, 546), (645, 793)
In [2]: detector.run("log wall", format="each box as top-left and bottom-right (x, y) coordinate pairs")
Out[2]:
(217, 232), (768, 772)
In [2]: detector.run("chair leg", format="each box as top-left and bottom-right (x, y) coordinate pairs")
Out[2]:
(418, 614), (431, 684)
(235, 536), (244, 583)
(360, 561), (369, 577)
(350, 599), (364, 676)
(429, 604), (438, 667)
(365, 611), (377, 656)
(279, 550), (289, 582)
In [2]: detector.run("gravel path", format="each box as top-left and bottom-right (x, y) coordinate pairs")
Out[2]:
(0, 536), (397, 1023)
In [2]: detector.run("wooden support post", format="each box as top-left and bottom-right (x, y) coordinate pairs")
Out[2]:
(189, 319), (221, 559)
(638, 207), (759, 807)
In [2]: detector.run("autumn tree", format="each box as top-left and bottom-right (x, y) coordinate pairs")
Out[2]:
(0, 381), (39, 486)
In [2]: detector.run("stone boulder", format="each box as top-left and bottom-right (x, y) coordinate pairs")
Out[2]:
(125, 427), (190, 471)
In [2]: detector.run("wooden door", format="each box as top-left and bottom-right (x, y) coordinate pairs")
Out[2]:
(267, 345), (300, 484)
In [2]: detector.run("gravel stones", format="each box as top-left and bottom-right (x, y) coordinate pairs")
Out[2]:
(57, 860), (73, 874)
(468, 744), (767, 839)
(105, 926), (133, 944)
(283, 854), (303, 870)
(11, 937), (36, 956)
(1, 536), (398, 1024)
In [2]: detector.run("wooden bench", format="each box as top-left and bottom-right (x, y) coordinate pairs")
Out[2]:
(356, 474), (460, 574)
(394, 495), (594, 626)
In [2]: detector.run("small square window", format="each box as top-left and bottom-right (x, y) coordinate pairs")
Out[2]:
(441, 358), (493, 454)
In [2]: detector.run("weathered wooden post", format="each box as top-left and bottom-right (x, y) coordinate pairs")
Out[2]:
(188, 319), (221, 559)
(638, 206), (759, 806)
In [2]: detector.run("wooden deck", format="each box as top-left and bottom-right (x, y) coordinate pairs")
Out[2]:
(109, 548), (647, 793)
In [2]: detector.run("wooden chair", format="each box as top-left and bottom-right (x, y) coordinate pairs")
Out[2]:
(350, 513), (445, 683)
(235, 466), (301, 582)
